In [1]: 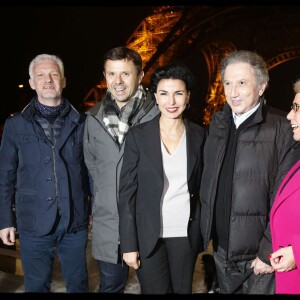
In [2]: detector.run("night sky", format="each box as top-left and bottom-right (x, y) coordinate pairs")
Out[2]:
(0, 2), (299, 124)
(0, 3), (153, 123)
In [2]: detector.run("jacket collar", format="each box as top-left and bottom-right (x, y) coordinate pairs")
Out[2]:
(272, 159), (300, 212)
(144, 115), (203, 182)
(21, 97), (84, 125)
(221, 96), (266, 126)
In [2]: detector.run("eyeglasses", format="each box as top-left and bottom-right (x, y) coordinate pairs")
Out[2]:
(291, 103), (300, 112)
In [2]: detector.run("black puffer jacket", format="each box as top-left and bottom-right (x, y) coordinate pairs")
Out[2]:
(200, 97), (296, 264)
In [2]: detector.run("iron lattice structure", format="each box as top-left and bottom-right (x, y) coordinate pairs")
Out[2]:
(82, 5), (300, 125)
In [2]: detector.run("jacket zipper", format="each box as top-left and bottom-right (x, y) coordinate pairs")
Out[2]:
(32, 121), (59, 211)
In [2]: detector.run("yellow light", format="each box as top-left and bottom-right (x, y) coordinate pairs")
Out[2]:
(18, 84), (24, 88)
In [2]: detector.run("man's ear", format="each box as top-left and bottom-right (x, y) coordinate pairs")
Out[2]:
(138, 71), (144, 83)
(29, 78), (36, 90)
(259, 82), (267, 96)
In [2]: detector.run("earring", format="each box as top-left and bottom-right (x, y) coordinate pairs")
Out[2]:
(186, 103), (191, 110)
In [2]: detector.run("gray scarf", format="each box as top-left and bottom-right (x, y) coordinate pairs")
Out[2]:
(103, 85), (145, 146)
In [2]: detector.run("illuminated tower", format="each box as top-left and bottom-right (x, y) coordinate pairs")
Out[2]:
(82, 5), (300, 125)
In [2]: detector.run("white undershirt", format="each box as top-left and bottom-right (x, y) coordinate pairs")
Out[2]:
(232, 103), (260, 129)
(159, 130), (190, 238)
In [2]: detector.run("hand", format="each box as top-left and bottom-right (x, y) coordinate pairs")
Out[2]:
(88, 215), (93, 232)
(123, 251), (140, 269)
(269, 246), (296, 272)
(88, 215), (93, 239)
(251, 256), (274, 275)
(0, 227), (16, 246)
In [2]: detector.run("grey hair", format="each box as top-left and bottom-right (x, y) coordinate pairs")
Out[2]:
(29, 54), (64, 79)
(293, 79), (300, 94)
(220, 50), (269, 89)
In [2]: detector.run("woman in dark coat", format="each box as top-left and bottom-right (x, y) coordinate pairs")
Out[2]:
(118, 64), (205, 294)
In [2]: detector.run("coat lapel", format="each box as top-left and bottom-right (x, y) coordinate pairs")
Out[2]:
(185, 119), (201, 181)
(143, 115), (164, 181)
(273, 160), (300, 211)
(142, 116), (203, 182)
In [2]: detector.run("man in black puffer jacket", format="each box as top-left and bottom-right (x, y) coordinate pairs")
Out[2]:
(200, 50), (296, 294)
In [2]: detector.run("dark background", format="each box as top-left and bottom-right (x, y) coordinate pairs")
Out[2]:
(0, 1), (299, 125)
(0, 3), (153, 123)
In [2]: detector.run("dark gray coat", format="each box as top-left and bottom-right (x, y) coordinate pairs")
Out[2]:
(83, 91), (159, 263)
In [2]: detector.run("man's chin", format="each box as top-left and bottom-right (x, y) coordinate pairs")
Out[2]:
(232, 109), (244, 116)
(114, 97), (131, 105)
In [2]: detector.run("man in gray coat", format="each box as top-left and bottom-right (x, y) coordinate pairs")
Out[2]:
(83, 46), (159, 293)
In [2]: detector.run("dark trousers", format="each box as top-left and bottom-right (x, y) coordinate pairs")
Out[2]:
(97, 245), (129, 293)
(19, 215), (88, 293)
(137, 237), (198, 294)
(214, 246), (275, 294)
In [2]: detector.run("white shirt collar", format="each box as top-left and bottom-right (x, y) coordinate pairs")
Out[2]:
(232, 102), (260, 129)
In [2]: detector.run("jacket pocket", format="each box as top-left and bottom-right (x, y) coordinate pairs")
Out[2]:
(15, 191), (36, 232)
(64, 134), (83, 163)
(16, 134), (42, 165)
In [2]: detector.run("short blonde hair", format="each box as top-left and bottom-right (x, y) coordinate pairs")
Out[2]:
(293, 79), (300, 94)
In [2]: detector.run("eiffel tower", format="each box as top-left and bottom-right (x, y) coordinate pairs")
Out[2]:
(82, 5), (300, 125)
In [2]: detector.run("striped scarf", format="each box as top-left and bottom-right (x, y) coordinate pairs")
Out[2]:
(103, 85), (145, 146)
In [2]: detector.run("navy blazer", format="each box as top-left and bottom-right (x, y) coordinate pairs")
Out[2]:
(0, 100), (90, 235)
(119, 114), (205, 258)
